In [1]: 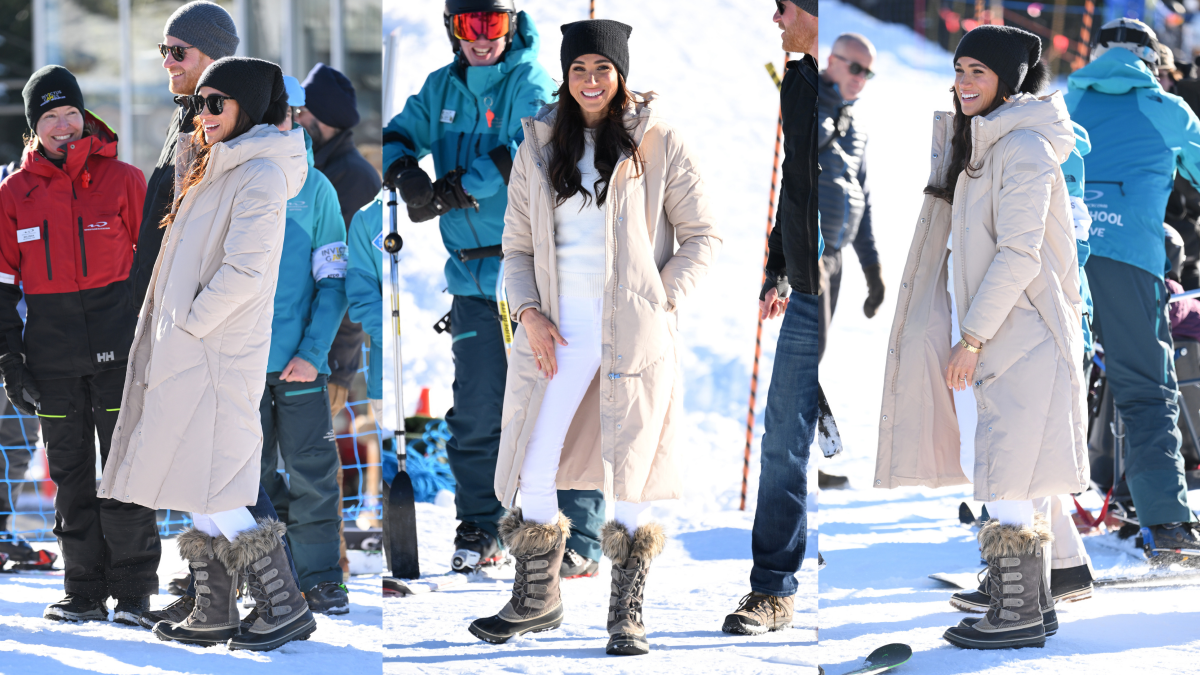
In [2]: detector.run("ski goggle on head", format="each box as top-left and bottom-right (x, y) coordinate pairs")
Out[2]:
(450, 11), (511, 42)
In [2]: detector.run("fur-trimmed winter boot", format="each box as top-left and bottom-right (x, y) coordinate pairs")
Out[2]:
(225, 519), (318, 652)
(601, 520), (667, 656)
(468, 509), (570, 644)
(944, 514), (1053, 650)
(957, 531), (1060, 637)
(153, 529), (241, 646)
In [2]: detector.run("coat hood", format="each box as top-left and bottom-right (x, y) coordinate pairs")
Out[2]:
(969, 91), (1076, 165)
(1068, 48), (1160, 96)
(206, 124), (307, 200)
(529, 91), (660, 148)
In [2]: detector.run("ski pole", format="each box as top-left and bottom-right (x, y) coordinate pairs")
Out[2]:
(741, 57), (787, 512)
(589, 0), (595, 19)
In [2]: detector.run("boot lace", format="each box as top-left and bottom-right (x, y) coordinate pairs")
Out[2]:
(735, 592), (785, 624)
(610, 559), (648, 626)
(245, 558), (288, 620)
(508, 553), (534, 608)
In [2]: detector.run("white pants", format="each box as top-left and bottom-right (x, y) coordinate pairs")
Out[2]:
(191, 507), (257, 542)
(519, 296), (652, 534)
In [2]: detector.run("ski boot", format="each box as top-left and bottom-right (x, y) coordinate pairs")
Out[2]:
(561, 548), (599, 579)
(721, 592), (794, 635)
(817, 470), (849, 489)
(601, 520), (666, 656)
(0, 532), (58, 570)
(166, 574), (190, 596)
(44, 594), (108, 622)
(154, 528), (241, 646)
(1141, 522), (1200, 568)
(468, 509), (569, 644)
(451, 521), (504, 573)
(113, 597), (150, 627)
(227, 519), (318, 651)
(306, 581), (350, 615)
(138, 595), (195, 629)
(943, 514), (1052, 649)
(950, 563), (1092, 612)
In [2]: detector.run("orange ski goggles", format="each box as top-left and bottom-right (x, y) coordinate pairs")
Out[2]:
(450, 12), (511, 42)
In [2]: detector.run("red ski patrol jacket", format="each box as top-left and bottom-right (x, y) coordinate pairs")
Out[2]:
(0, 111), (144, 380)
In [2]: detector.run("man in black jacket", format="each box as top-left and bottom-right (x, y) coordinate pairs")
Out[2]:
(723, 0), (820, 636)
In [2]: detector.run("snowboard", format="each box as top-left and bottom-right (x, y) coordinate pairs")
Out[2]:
(817, 385), (843, 458)
(839, 643), (913, 675)
(928, 570), (984, 589)
(383, 573), (467, 597)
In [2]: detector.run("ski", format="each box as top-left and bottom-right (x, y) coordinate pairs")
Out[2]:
(1093, 568), (1200, 589)
(817, 385), (843, 458)
(929, 570), (983, 590)
(838, 643), (913, 675)
(383, 573), (467, 597)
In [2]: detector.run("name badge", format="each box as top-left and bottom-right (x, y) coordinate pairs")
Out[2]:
(17, 227), (40, 243)
(440, 109), (456, 123)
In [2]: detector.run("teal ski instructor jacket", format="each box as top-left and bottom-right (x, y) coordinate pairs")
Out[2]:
(382, 11), (554, 299)
(268, 130), (348, 375)
(347, 192), (383, 400)
(1066, 48), (1200, 280)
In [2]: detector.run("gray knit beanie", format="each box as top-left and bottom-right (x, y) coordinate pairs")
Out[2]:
(164, 1), (239, 60)
(788, 0), (817, 17)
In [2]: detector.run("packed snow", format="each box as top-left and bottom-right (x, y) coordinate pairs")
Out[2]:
(382, 0), (818, 673)
(818, 2), (1200, 673)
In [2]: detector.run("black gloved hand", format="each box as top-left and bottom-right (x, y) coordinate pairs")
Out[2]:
(863, 263), (885, 318)
(385, 157), (434, 208)
(0, 354), (40, 416)
(759, 268), (791, 302)
(407, 168), (479, 223)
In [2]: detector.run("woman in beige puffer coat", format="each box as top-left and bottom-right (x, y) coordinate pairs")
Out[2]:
(99, 58), (317, 652)
(874, 26), (1089, 650)
(468, 21), (720, 657)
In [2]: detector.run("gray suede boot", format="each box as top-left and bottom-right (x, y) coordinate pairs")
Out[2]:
(944, 514), (1053, 649)
(225, 519), (318, 651)
(468, 509), (570, 644)
(153, 529), (240, 646)
(601, 520), (667, 656)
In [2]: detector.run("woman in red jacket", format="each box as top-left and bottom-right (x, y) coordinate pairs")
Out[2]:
(0, 65), (157, 625)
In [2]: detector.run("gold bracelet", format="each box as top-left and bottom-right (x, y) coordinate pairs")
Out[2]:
(958, 338), (981, 354)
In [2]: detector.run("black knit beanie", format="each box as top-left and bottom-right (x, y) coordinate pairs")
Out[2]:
(788, 0), (817, 17)
(22, 65), (84, 131)
(560, 20), (633, 81)
(196, 57), (288, 126)
(300, 63), (360, 129)
(953, 25), (1044, 94)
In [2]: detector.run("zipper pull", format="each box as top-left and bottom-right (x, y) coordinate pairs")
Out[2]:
(80, 169), (91, 189)
(484, 96), (495, 128)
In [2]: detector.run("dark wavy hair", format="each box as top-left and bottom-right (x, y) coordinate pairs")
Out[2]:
(160, 106), (255, 229)
(925, 60), (1049, 203)
(547, 73), (644, 209)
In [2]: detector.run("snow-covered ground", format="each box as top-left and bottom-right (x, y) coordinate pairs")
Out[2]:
(382, 1), (818, 673)
(0, 539), (382, 674)
(818, 2), (1200, 673)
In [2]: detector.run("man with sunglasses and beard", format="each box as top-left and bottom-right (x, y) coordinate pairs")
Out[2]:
(382, 0), (606, 579)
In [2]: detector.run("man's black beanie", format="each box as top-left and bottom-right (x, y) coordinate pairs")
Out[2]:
(953, 25), (1043, 93)
(22, 65), (85, 131)
(196, 57), (288, 126)
(560, 20), (633, 81)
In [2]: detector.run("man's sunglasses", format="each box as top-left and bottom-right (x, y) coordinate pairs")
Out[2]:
(831, 53), (876, 79)
(775, 0), (787, 14)
(183, 93), (234, 116)
(449, 11), (511, 42)
(158, 43), (197, 62)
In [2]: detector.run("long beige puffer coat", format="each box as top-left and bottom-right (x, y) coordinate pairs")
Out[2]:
(875, 92), (1089, 501)
(99, 125), (307, 513)
(496, 95), (721, 506)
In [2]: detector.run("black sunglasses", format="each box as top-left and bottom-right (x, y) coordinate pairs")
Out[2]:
(183, 93), (234, 116)
(158, 43), (197, 62)
(831, 53), (876, 80)
(775, 0), (786, 14)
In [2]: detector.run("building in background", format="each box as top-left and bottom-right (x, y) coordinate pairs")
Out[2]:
(0, 0), (381, 176)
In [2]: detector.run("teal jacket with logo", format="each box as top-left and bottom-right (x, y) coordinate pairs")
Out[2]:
(348, 192), (383, 400)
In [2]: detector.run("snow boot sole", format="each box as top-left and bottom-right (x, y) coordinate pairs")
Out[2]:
(943, 624), (1045, 650)
(113, 610), (144, 627)
(468, 604), (564, 644)
(153, 622), (237, 647)
(959, 609), (1058, 637)
(606, 632), (649, 656)
(227, 609), (318, 652)
(44, 605), (107, 622)
(721, 615), (792, 635)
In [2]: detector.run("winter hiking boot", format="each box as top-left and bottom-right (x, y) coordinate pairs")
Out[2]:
(0, 532), (58, 570)
(113, 597), (150, 627)
(817, 470), (849, 489)
(44, 594), (108, 622)
(306, 581), (350, 615)
(1141, 522), (1200, 568)
(468, 509), (570, 644)
(561, 548), (600, 579)
(452, 521), (504, 572)
(154, 528), (241, 646)
(227, 519), (318, 651)
(139, 595), (195, 629)
(721, 592), (794, 635)
(601, 520), (667, 656)
(950, 563), (1093, 612)
(943, 514), (1053, 649)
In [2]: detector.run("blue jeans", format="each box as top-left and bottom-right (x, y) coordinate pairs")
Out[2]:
(750, 293), (818, 597)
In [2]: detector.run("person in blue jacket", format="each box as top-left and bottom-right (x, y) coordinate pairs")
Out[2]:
(1062, 120), (1095, 356)
(347, 192), (382, 410)
(1066, 18), (1200, 563)
(381, 0), (604, 577)
(258, 76), (352, 613)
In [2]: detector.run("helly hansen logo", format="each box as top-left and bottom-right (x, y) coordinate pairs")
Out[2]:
(97, 351), (115, 362)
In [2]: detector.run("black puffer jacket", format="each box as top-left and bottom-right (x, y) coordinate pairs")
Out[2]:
(767, 55), (821, 296)
(817, 74), (877, 266)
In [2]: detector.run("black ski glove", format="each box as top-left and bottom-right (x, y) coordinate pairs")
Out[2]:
(863, 263), (885, 318)
(407, 168), (479, 223)
(385, 156), (435, 208)
(0, 354), (40, 417)
(759, 268), (791, 302)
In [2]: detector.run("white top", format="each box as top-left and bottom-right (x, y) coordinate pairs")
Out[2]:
(554, 130), (607, 298)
